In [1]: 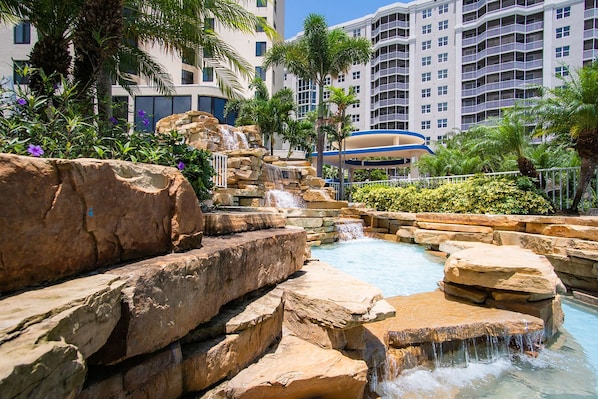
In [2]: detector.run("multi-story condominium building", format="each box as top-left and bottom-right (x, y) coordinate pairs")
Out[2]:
(0, 0), (285, 131)
(285, 0), (595, 146)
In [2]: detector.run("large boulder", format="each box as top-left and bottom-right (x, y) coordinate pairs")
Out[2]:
(0, 154), (203, 293)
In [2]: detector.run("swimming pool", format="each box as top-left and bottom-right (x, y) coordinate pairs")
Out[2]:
(312, 238), (598, 398)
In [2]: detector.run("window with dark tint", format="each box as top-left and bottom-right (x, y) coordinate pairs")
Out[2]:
(182, 70), (194, 84)
(256, 66), (266, 81)
(203, 67), (214, 82)
(256, 42), (267, 56)
(134, 96), (191, 131)
(256, 17), (266, 32)
(257, 0), (267, 7)
(198, 96), (235, 124)
(14, 22), (30, 44)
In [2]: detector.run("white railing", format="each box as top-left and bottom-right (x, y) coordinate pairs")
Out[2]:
(210, 152), (228, 188)
(330, 167), (598, 211)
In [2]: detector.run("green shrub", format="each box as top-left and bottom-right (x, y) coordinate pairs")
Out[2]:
(0, 73), (213, 200)
(352, 176), (554, 215)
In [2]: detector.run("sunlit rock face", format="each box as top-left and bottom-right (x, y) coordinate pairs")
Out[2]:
(0, 154), (203, 293)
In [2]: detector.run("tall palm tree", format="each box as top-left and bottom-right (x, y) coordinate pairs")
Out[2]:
(263, 14), (372, 177)
(280, 119), (315, 160)
(532, 61), (598, 213)
(327, 85), (358, 200)
(225, 78), (296, 155)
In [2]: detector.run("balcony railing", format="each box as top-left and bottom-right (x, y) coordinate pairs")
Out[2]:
(211, 152), (228, 188)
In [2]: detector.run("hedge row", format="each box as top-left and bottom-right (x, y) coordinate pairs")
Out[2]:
(352, 177), (554, 215)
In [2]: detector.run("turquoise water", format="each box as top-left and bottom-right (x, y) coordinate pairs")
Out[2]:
(312, 239), (598, 398)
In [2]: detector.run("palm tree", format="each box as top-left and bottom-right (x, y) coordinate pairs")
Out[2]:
(225, 78), (296, 155)
(532, 61), (598, 213)
(280, 119), (315, 160)
(327, 85), (358, 200)
(263, 14), (372, 177)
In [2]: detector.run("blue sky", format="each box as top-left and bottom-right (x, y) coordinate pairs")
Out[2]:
(284, 0), (407, 39)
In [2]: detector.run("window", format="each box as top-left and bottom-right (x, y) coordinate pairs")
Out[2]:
(14, 22), (30, 44)
(181, 70), (194, 84)
(257, 0), (267, 7)
(255, 41), (267, 56)
(422, 40), (431, 50)
(556, 6), (570, 19)
(438, 118), (448, 128)
(425, 136), (431, 145)
(13, 60), (29, 84)
(438, 85), (448, 95)
(135, 95), (192, 131)
(438, 102), (448, 111)
(351, 114), (360, 122)
(438, 52), (448, 63)
(323, 90), (330, 100)
(422, 24), (432, 34)
(421, 120), (431, 130)
(199, 96), (234, 124)
(203, 67), (214, 82)
(438, 69), (448, 79)
(324, 76), (331, 85)
(422, 8), (432, 18)
(338, 74), (345, 82)
(438, 20), (449, 31)
(352, 71), (361, 79)
(422, 72), (431, 82)
(556, 45), (570, 57)
(354, 85), (361, 94)
(555, 65), (569, 77)
(352, 101), (360, 109)
(422, 88), (431, 98)
(438, 36), (448, 47)
(556, 26), (570, 38)
(256, 66), (266, 81)
(204, 17), (215, 31)
(422, 56), (432, 66)
(439, 3), (449, 14)
(256, 17), (266, 32)
(353, 28), (361, 37)
(421, 104), (431, 114)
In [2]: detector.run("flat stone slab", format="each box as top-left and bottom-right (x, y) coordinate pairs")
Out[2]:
(204, 336), (368, 399)
(444, 245), (563, 295)
(438, 240), (496, 255)
(416, 213), (526, 230)
(203, 212), (285, 236)
(414, 228), (493, 245)
(365, 292), (545, 348)
(278, 261), (396, 329)
(417, 222), (493, 234)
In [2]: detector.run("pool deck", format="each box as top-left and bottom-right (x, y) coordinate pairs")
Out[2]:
(365, 290), (545, 348)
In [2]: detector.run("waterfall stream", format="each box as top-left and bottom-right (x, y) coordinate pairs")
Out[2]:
(263, 164), (304, 208)
(335, 221), (365, 241)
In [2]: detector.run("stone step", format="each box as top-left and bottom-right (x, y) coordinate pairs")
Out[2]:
(203, 336), (369, 399)
(203, 212), (285, 236)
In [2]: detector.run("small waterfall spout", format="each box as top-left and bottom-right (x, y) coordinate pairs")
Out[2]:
(219, 126), (249, 151)
(263, 164), (304, 208)
(335, 220), (365, 241)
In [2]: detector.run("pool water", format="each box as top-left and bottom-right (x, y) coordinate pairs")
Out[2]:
(312, 238), (598, 399)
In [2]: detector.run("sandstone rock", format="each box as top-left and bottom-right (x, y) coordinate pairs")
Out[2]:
(92, 228), (306, 364)
(285, 217), (323, 228)
(494, 231), (557, 254)
(281, 208), (340, 218)
(365, 292), (545, 348)
(416, 213), (526, 230)
(397, 226), (416, 242)
(306, 201), (349, 209)
(541, 224), (598, 242)
(279, 261), (395, 331)
(440, 281), (488, 304)
(303, 175), (326, 188)
(0, 274), (125, 399)
(182, 290), (284, 392)
(414, 228), (493, 246)
(416, 222), (493, 234)
(444, 245), (563, 295)
(204, 336), (368, 399)
(203, 212), (286, 236)
(438, 240), (495, 255)
(302, 189), (334, 202)
(0, 154), (203, 293)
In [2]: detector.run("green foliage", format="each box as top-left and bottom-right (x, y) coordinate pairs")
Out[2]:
(353, 168), (388, 182)
(352, 176), (554, 215)
(0, 74), (213, 200)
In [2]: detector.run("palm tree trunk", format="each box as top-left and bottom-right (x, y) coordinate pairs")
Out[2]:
(316, 83), (325, 177)
(96, 67), (113, 124)
(338, 146), (344, 200)
(569, 156), (598, 214)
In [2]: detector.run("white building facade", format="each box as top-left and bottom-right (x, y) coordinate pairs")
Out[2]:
(285, 0), (595, 146)
(0, 0), (285, 130)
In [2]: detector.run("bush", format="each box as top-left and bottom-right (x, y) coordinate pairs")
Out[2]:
(0, 73), (213, 200)
(352, 176), (554, 215)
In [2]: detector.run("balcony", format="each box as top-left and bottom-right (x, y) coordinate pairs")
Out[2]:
(372, 97), (410, 108)
(372, 82), (410, 95)
(461, 59), (543, 80)
(461, 98), (517, 114)
(583, 49), (598, 60)
(372, 19), (410, 36)
(584, 28), (598, 39)
(584, 8), (598, 19)
(371, 113), (409, 124)
(373, 66), (409, 80)
(462, 40), (543, 63)
(461, 77), (542, 97)
(462, 21), (544, 46)
(372, 51), (410, 64)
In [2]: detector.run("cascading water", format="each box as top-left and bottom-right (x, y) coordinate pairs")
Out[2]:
(219, 126), (249, 151)
(263, 163), (304, 208)
(335, 221), (366, 241)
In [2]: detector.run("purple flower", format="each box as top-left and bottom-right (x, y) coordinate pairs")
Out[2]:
(27, 144), (44, 157)
(137, 109), (146, 117)
(142, 117), (150, 126)
(17, 98), (26, 106)
(177, 161), (185, 170)
(109, 116), (118, 125)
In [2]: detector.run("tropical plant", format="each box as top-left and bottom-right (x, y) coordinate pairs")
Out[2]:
(224, 78), (295, 155)
(326, 85), (358, 199)
(531, 61), (598, 213)
(280, 119), (315, 159)
(263, 13), (372, 177)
